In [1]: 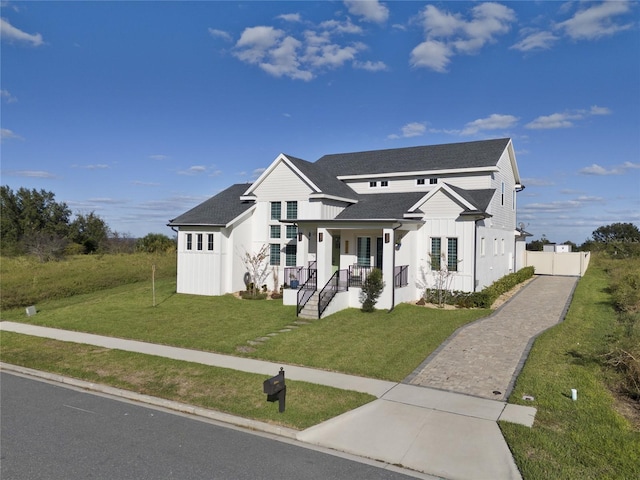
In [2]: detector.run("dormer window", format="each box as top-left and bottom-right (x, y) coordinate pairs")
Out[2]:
(369, 181), (377, 188)
(429, 178), (438, 185)
(380, 180), (389, 187)
(417, 178), (425, 185)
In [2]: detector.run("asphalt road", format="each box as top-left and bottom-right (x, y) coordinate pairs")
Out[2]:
(0, 372), (419, 480)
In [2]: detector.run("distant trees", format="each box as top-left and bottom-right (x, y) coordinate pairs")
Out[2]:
(136, 233), (176, 253)
(526, 234), (552, 251)
(592, 223), (640, 244)
(0, 185), (174, 259)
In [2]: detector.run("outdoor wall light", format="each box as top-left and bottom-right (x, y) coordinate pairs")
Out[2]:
(319, 232), (323, 242)
(385, 233), (390, 243)
(298, 232), (303, 242)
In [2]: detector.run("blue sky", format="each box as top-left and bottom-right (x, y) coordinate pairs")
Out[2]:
(2, 1), (638, 244)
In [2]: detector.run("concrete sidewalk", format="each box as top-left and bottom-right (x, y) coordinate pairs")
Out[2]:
(1, 276), (577, 480)
(1, 320), (530, 479)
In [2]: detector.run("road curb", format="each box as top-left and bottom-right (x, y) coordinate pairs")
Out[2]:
(0, 362), (299, 440)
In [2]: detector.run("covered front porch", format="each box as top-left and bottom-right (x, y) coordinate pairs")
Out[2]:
(282, 221), (421, 318)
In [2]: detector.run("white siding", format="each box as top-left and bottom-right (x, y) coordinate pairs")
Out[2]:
(253, 161), (314, 200)
(488, 148), (516, 230)
(344, 172), (492, 194)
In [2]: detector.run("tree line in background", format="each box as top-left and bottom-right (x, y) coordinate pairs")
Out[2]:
(526, 222), (640, 257)
(1, 186), (176, 260)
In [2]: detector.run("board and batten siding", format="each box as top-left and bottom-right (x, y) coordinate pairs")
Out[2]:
(176, 228), (222, 296)
(487, 148), (516, 230)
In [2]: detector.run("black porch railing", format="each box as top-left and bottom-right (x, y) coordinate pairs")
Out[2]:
(394, 265), (409, 288)
(296, 272), (317, 316)
(318, 269), (349, 318)
(348, 265), (374, 287)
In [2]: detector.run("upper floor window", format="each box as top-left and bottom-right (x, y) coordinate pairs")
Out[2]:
(286, 201), (297, 219)
(270, 225), (281, 239)
(429, 178), (438, 185)
(369, 181), (377, 188)
(186, 233), (192, 251)
(197, 234), (203, 251)
(208, 234), (214, 251)
(380, 180), (389, 187)
(271, 201), (281, 220)
(417, 178), (425, 185)
(286, 225), (297, 239)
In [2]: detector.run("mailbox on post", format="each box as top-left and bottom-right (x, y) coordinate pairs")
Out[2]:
(263, 367), (286, 413)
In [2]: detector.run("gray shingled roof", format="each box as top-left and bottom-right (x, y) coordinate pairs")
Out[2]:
(285, 155), (358, 200)
(446, 184), (495, 213)
(168, 184), (254, 226)
(315, 138), (510, 176)
(335, 192), (426, 220)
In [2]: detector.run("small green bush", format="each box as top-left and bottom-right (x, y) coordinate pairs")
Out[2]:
(360, 268), (384, 312)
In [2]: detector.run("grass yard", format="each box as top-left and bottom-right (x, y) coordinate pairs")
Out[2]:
(1, 332), (374, 430)
(501, 263), (640, 480)
(1, 258), (490, 381)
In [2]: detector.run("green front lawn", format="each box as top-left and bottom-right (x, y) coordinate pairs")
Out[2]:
(1, 276), (489, 381)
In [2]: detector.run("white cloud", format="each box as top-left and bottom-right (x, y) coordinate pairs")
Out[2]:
(556, 1), (634, 40)
(411, 2), (516, 72)
(526, 106), (611, 129)
(2, 169), (57, 178)
(353, 59), (387, 71)
(208, 28), (232, 42)
(319, 18), (363, 35)
(148, 154), (170, 161)
(461, 114), (518, 135)
(277, 13), (301, 23)
(235, 26), (285, 63)
(344, 0), (389, 24)
(388, 122), (427, 140)
(178, 165), (207, 175)
(579, 161), (640, 176)
(1, 89), (17, 103)
(1, 128), (23, 142)
(510, 30), (559, 52)
(0, 17), (44, 46)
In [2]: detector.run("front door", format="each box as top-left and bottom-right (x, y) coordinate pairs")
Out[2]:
(376, 237), (383, 269)
(332, 235), (341, 273)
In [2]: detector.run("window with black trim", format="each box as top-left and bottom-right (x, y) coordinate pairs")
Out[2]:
(286, 225), (297, 239)
(417, 178), (425, 185)
(271, 202), (281, 220)
(369, 181), (377, 188)
(285, 244), (297, 266)
(270, 244), (281, 266)
(286, 201), (297, 219)
(208, 234), (214, 251)
(431, 237), (441, 270)
(186, 233), (192, 250)
(380, 180), (388, 187)
(447, 238), (458, 271)
(429, 178), (438, 185)
(197, 234), (203, 251)
(270, 225), (281, 238)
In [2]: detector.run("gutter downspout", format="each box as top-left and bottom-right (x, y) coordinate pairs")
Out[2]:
(473, 219), (479, 292)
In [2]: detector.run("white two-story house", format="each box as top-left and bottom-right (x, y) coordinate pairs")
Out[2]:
(168, 138), (525, 318)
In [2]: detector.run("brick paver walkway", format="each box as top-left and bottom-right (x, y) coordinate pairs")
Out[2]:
(406, 276), (578, 401)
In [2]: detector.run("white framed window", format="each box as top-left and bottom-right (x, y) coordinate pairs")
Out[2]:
(417, 178), (425, 185)
(447, 238), (458, 272)
(430, 237), (441, 270)
(270, 225), (281, 239)
(270, 244), (281, 266)
(186, 233), (192, 251)
(286, 201), (297, 219)
(429, 178), (438, 185)
(286, 225), (297, 239)
(285, 244), (297, 266)
(357, 237), (371, 267)
(271, 202), (281, 220)
(207, 234), (214, 251)
(380, 180), (389, 187)
(369, 181), (377, 188)
(197, 233), (203, 251)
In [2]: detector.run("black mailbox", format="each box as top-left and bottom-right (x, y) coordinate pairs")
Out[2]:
(263, 367), (286, 413)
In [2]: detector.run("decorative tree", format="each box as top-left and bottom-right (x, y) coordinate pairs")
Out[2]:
(238, 244), (271, 298)
(427, 251), (458, 308)
(360, 268), (384, 312)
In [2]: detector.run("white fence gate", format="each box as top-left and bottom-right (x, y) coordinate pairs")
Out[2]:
(525, 251), (591, 276)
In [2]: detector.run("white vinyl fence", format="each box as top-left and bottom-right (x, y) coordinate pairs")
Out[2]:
(525, 251), (591, 276)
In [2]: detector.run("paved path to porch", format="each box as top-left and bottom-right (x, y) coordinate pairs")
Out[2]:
(405, 275), (578, 401)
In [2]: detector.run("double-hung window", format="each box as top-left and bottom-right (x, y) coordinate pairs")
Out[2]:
(186, 233), (192, 251)
(271, 202), (281, 220)
(197, 234), (203, 251)
(270, 244), (281, 266)
(447, 238), (458, 271)
(286, 225), (297, 239)
(207, 234), (214, 251)
(431, 237), (441, 270)
(285, 244), (297, 266)
(286, 201), (297, 220)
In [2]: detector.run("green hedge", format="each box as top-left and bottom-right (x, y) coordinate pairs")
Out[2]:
(423, 266), (535, 309)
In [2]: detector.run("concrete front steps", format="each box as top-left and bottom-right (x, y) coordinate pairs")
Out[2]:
(297, 291), (320, 320)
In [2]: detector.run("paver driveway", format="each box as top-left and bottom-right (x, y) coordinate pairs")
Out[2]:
(406, 275), (578, 401)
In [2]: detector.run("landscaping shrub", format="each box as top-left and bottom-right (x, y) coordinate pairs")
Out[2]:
(360, 268), (384, 312)
(422, 267), (535, 309)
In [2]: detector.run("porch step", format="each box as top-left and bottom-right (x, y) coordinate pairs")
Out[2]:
(298, 292), (320, 320)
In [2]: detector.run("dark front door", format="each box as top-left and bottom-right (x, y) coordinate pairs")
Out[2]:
(376, 237), (383, 269)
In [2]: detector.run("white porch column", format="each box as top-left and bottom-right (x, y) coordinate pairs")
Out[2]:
(316, 228), (332, 288)
(379, 227), (395, 309)
(297, 229), (308, 267)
